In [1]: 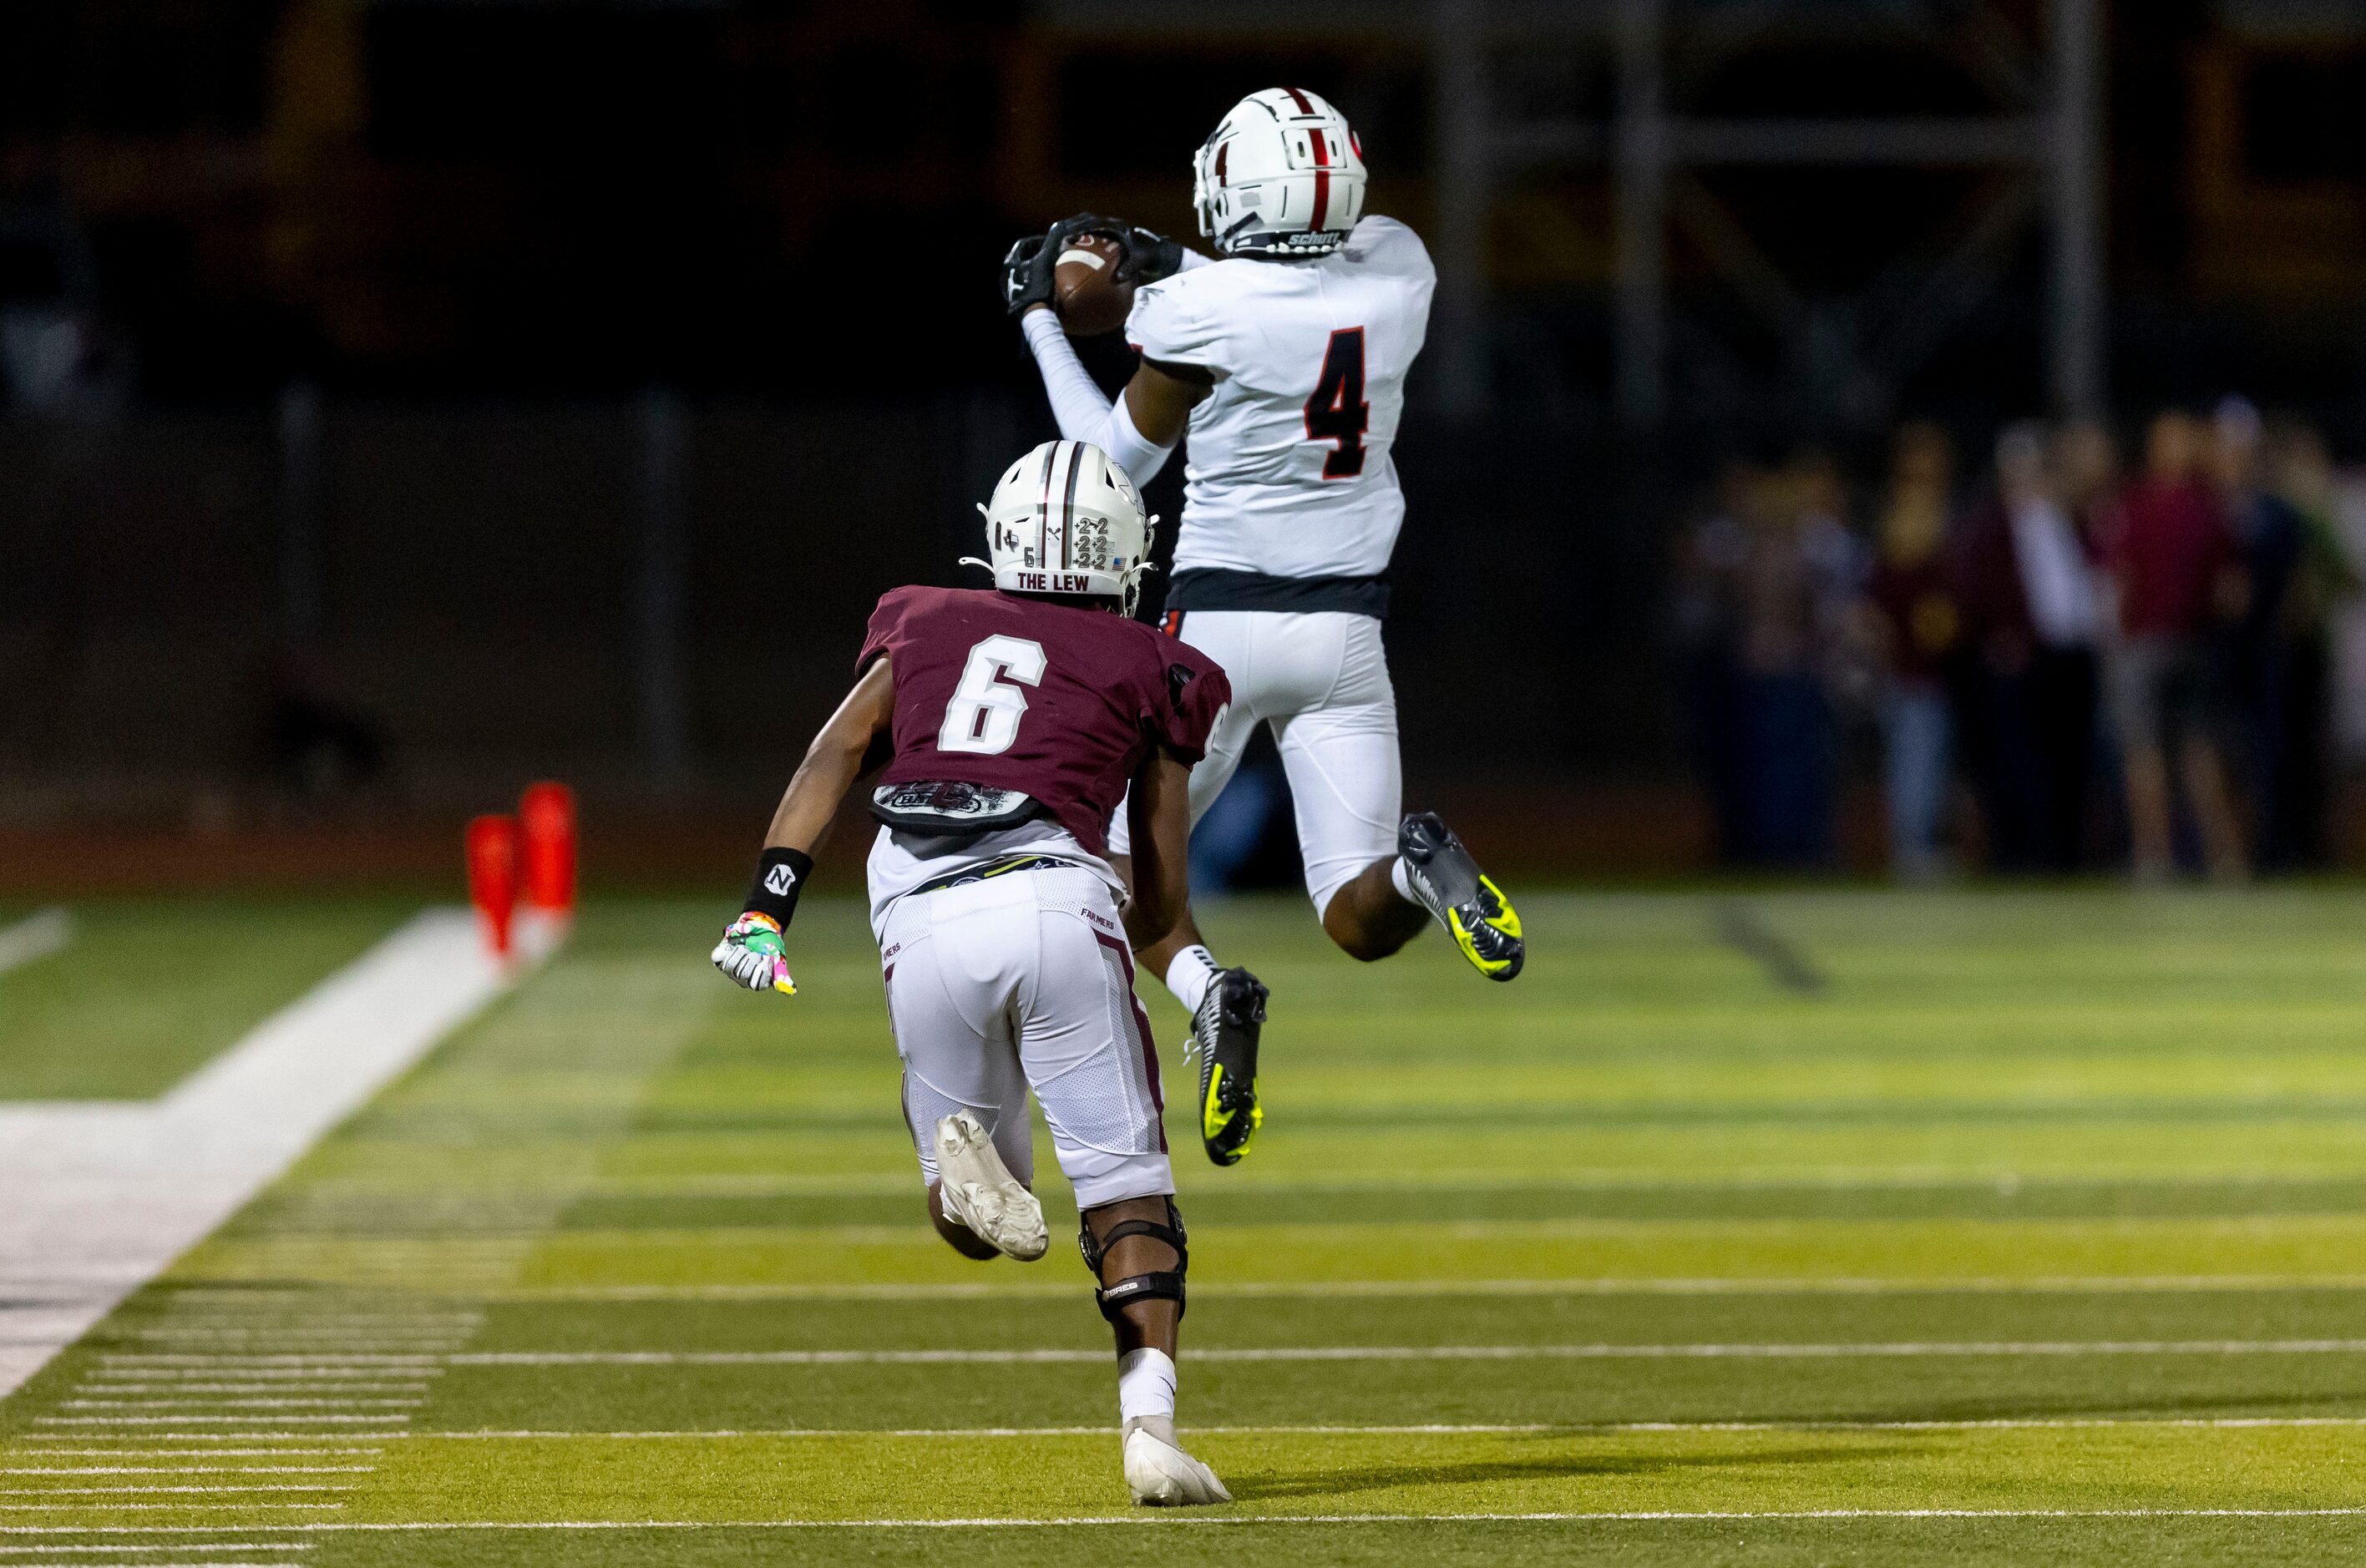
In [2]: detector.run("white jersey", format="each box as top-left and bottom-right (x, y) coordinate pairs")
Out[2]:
(1127, 215), (1433, 583)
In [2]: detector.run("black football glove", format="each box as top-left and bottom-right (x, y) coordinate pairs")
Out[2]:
(1114, 225), (1188, 286)
(1001, 213), (1123, 317)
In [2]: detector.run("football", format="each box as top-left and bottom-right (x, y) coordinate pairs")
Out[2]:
(1052, 230), (1132, 337)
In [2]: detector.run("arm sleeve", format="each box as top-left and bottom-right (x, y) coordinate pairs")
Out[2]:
(1018, 309), (1178, 488)
(1019, 307), (1113, 443)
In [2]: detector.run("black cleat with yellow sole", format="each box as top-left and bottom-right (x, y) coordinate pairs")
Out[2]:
(1192, 968), (1268, 1166)
(1397, 812), (1525, 981)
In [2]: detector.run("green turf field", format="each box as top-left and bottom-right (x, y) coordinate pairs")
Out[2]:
(7, 890), (2366, 1564)
(0, 899), (412, 1098)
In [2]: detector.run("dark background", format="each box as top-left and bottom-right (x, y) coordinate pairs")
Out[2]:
(4, 0), (2363, 877)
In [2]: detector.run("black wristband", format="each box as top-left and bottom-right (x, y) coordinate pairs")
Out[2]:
(742, 847), (814, 929)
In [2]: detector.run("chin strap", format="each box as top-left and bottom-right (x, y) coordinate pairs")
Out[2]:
(1078, 1197), (1188, 1323)
(1120, 559), (1157, 620)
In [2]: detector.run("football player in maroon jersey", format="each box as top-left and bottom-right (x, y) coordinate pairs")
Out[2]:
(712, 441), (1234, 1505)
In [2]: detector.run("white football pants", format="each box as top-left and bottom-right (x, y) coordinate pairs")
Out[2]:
(881, 864), (1175, 1211)
(1109, 609), (1401, 917)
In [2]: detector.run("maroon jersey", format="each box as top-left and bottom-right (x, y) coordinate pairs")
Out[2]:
(859, 587), (1231, 857)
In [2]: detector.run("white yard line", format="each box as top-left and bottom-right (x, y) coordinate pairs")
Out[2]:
(61, 1399), (425, 1419)
(24, 1415), (2366, 1442)
(504, 1273), (2366, 1301)
(99, 1358), (439, 1367)
(9, 1508), (2366, 1532)
(576, 1170), (2366, 1198)
(16, 1435), (407, 1444)
(0, 908), (72, 977)
(0, 911), (518, 1399)
(12, 1455), (377, 1461)
(0, 1490), (352, 1498)
(73, 1388), (431, 1397)
(34, 1419), (414, 1429)
(351, 1414), (2366, 1438)
(442, 1338), (2366, 1366)
(0, 1546), (309, 1553)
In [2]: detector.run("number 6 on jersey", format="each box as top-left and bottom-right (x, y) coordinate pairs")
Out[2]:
(938, 635), (1046, 756)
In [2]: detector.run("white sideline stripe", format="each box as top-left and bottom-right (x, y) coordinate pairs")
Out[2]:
(0, 908), (72, 976)
(11, 1509), (2366, 1532)
(0, 1547), (308, 1553)
(0, 908), (519, 1401)
(0, 1471), (369, 1477)
(512, 1273), (2366, 1301)
(444, 1338), (2366, 1366)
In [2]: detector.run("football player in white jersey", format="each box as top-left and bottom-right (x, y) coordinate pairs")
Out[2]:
(1001, 87), (1526, 1170)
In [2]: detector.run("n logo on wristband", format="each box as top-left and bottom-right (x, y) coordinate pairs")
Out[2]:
(764, 864), (800, 897)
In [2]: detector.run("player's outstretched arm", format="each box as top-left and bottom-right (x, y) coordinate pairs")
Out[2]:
(1014, 309), (1208, 490)
(1119, 748), (1193, 952)
(1006, 222), (1210, 488)
(712, 659), (896, 995)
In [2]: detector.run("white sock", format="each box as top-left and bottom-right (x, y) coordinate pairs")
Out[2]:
(1164, 945), (1218, 1015)
(1117, 1347), (1178, 1426)
(1390, 856), (1418, 904)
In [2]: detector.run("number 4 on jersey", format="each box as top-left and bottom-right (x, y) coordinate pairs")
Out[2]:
(1304, 326), (1369, 479)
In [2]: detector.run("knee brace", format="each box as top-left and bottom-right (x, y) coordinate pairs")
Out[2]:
(1077, 1197), (1188, 1323)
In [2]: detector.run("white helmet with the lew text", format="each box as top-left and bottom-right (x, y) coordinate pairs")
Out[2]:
(1193, 87), (1366, 258)
(969, 440), (1156, 615)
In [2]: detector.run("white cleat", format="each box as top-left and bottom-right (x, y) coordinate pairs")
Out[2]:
(933, 1112), (1048, 1261)
(1123, 1418), (1231, 1506)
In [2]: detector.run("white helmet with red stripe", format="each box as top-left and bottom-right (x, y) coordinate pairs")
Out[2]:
(968, 440), (1157, 615)
(1193, 87), (1366, 258)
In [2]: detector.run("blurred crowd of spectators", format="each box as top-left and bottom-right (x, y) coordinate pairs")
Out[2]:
(1677, 402), (2360, 879)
